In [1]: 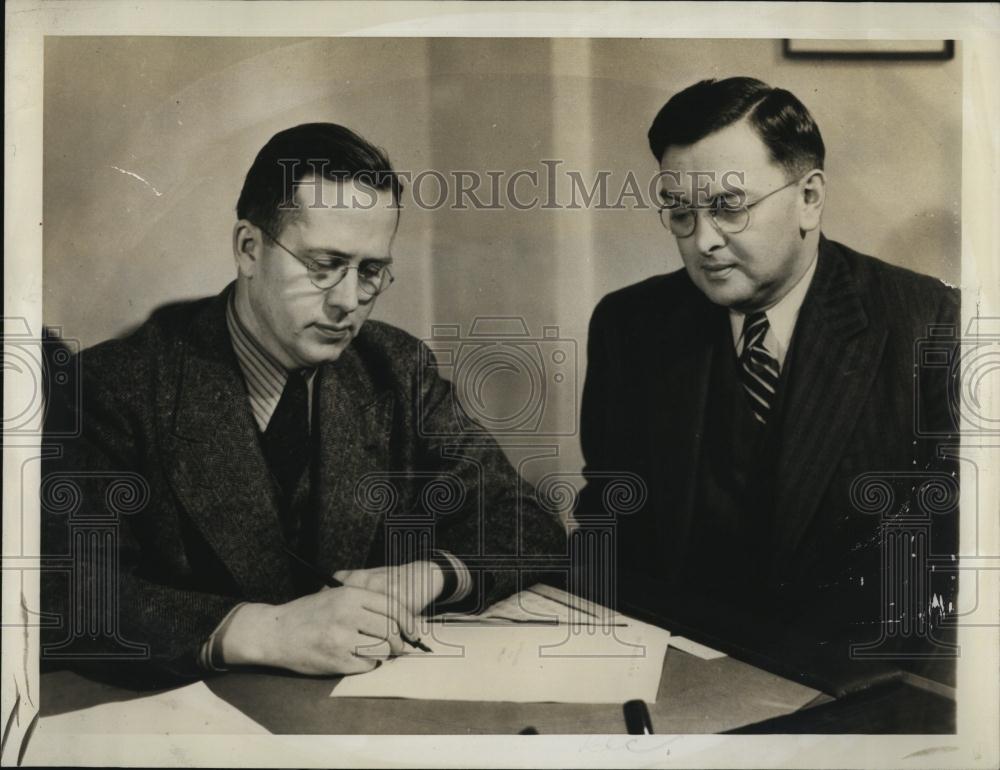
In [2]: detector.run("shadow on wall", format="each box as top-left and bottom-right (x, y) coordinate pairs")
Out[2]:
(876, 208), (961, 287)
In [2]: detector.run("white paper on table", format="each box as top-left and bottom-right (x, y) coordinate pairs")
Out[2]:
(487, 584), (726, 661)
(477, 583), (620, 624)
(332, 600), (670, 704)
(32, 680), (269, 736)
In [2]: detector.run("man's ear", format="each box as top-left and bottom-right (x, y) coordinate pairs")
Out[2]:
(233, 220), (262, 277)
(798, 169), (826, 233)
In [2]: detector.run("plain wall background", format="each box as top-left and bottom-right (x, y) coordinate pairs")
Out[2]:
(43, 37), (961, 489)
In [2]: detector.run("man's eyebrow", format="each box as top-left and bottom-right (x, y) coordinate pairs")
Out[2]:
(659, 189), (689, 205)
(660, 189), (745, 208)
(305, 247), (393, 263)
(303, 246), (352, 258)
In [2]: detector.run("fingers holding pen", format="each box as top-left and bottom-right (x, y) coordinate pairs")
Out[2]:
(219, 585), (427, 675)
(360, 593), (426, 651)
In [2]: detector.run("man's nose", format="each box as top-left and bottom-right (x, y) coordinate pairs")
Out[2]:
(691, 210), (727, 254)
(324, 268), (360, 314)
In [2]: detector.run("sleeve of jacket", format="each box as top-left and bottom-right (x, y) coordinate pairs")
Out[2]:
(41, 344), (241, 687)
(919, 284), (961, 621)
(575, 295), (614, 524)
(409, 338), (568, 613)
(569, 295), (620, 606)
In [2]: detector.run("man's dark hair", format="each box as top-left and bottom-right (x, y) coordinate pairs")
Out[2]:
(236, 122), (403, 236)
(647, 77), (825, 177)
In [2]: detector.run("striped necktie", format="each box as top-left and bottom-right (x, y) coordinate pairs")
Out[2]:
(739, 311), (780, 425)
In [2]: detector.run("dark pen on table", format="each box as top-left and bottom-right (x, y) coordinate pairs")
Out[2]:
(282, 546), (433, 653)
(623, 699), (654, 735)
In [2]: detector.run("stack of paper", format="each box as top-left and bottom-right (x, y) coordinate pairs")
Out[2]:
(331, 586), (671, 704)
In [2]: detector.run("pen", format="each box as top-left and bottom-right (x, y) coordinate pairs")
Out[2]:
(283, 546), (433, 653)
(428, 616), (629, 627)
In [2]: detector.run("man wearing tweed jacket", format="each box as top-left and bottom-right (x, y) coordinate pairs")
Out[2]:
(42, 123), (566, 685)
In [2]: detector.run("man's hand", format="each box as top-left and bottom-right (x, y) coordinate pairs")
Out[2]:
(219, 586), (417, 676)
(333, 560), (445, 614)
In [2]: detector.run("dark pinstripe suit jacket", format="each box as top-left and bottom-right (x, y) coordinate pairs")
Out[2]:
(576, 236), (959, 645)
(41, 284), (566, 684)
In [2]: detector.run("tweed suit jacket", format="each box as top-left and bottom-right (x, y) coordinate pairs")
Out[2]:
(41, 284), (566, 684)
(575, 235), (960, 648)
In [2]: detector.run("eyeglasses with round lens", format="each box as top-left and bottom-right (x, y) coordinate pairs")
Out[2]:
(305, 258), (394, 296)
(258, 226), (394, 297)
(657, 176), (803, 239)
(660, 202), (751, 238)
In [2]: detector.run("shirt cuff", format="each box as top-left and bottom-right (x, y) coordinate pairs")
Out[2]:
(197, 602), (249, 672)
(430, 550), (473, 606)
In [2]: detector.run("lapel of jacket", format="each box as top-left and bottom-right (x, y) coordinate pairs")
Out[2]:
(164, 286), (296, 602)
(771, 236), (888, 560)
(647, 281), (722, 577)
(312, 344), (396, 576)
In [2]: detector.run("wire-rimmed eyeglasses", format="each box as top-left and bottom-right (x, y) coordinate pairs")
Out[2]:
(258, 226), (394, 297)
(657, 176), (803, 239)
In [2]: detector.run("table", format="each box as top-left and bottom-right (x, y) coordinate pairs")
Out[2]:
(39, 641), (826, 736)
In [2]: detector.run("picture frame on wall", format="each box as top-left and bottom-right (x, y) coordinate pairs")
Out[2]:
(783, 38), (955, 60)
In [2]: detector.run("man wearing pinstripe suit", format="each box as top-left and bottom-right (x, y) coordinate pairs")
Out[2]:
(575, 78), (959, 664)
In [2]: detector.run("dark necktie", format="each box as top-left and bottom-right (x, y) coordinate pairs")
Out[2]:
(263, 370), (311, 501)
(739, 312), (780, 425)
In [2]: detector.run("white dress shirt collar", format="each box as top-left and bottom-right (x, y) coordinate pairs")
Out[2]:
(729, 252), (819, 368)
